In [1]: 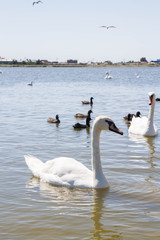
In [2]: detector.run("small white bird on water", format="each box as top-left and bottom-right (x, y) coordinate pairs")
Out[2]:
(27, 81), (33, 86)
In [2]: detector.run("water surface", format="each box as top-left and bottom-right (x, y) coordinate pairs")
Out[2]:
(0, 67), (160, 239)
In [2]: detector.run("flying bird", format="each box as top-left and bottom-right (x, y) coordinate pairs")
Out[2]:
(32, 1), (43, 5)
(100, 25), (116, 29)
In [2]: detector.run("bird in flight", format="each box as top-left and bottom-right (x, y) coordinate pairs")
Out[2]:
(100, 26), (116, 29)
(32, 1), (43, 6)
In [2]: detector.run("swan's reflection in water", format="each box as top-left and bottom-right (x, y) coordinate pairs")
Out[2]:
(26, 177), (92, 203)
(90, 189), (121, 240)
(26, 178), (120, 239)
(90, 189), (108, 239)
(129, 133), (157, 167)
(128, 133), (160, 191)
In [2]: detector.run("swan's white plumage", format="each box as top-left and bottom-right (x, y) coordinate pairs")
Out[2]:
(25, 116), (123, 189)
(129, 116), (158, 136)
(128, 92), (158, 137)
(25, 156), (93, 188)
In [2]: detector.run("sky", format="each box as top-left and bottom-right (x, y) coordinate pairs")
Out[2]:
(1, 0), (160, 63)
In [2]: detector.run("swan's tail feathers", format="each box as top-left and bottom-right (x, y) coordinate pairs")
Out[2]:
(24, 155), (44, 178)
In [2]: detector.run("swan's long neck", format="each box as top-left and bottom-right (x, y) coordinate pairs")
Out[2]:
(147, 100), (155, 129)
(91, 122), (108, 188)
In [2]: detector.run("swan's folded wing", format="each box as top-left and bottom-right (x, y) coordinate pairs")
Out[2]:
(129, 116), (148, 135)
(41, 157), (93, 188)
(24, 155), (44, 178)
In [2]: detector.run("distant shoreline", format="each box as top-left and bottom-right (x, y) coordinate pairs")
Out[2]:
(0, 63), (159, 67)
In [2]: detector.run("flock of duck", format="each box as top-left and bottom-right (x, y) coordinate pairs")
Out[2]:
(24, 91), (159, 189)
(47, 97), (94, 128)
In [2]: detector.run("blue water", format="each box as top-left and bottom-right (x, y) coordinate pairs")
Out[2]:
(0, 66), (160, 240)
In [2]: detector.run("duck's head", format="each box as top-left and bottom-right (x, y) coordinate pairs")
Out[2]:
(148, 92), (156, 105)
(136, 111), (141, 117)
(93, 116), (123, 135)
(88, 110), (93, 114)
(127, 113), (132, 121)
(56, 114), (59, 120)
(90, 97), (94, 105)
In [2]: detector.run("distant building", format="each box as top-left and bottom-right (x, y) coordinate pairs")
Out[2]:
(87, 61), (96, 65)
(0, 57), (13, 64)
(41, 60), (50, 64)
(103, 61), (113, 65)
(67, 59), (78, 64)
(151, 59), (160, 63)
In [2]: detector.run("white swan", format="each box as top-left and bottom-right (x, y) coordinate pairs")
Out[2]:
(128, 92), (158, 137)
(24, 116), (123, 189)
(105, 72), (112, 79)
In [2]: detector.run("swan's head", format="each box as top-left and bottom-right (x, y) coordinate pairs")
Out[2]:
(148, 92), (156, 105)
(93, 116), (123, 135)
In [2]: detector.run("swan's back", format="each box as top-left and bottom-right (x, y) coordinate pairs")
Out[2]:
(129, 116), (147, 135)
(24, 155), (93, 188)
(129, 116), (157, 136)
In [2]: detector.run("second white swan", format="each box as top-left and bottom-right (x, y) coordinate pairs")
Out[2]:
(129, 92), (158, 137)
(24, 116), (123, 189)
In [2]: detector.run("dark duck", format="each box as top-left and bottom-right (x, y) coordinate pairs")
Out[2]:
(82, 97), (94, 105)
(124, 111), (141, 124)
(73, 116), (91, 129)
(74, 110), (92, 118)
(47, 114), (60, 123)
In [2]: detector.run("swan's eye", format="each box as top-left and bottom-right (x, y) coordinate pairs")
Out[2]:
(105, 119), (114, 128)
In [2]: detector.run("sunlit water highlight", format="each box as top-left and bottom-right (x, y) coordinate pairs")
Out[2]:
(0, 67), (160, 239)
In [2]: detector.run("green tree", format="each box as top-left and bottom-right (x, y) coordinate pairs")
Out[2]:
(12, 59), (18, 64)
(36, 59), (42, 65)
(140, 57), (148, 62)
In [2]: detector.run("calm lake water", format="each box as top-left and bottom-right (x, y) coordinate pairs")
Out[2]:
(0, 66), (160, 240)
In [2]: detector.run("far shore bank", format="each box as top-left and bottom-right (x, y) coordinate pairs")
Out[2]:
(0, 63), (160, 68)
